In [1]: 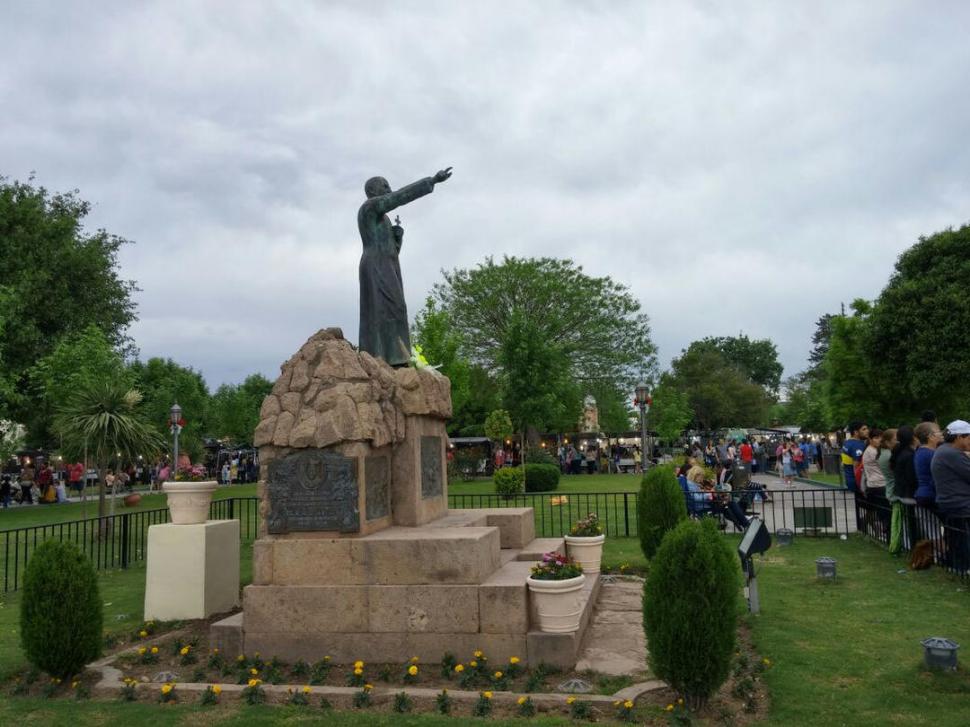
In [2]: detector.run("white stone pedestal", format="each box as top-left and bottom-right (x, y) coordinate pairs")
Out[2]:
(144, 520), (240, 621)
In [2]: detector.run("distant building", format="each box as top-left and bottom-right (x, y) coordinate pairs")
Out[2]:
(581, 395), (599, 432)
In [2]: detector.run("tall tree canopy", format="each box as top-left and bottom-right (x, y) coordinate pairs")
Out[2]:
(28, 325), (132, 445)
(866, 224), (970, 420)
(207, 373), (273, 444)
(432, 256), (657, 434)
(0, 178), (137, 431)
(667, 343), (768, 431)
(696, 335), (783, 394)
(129, 358), (210, 460)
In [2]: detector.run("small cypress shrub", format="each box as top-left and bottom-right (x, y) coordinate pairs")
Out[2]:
(494, 467), (525, 498)
(524, 463), (560, 492)
(637, 465), (687, 559)
(643, 518), (739, 709)
(20, 540), (103, 678)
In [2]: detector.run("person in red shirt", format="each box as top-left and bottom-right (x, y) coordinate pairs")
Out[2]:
(740, 439), (753, 465)
(69, 461), (84, 493)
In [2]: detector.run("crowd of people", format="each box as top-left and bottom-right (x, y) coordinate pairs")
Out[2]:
(840, 413), (970, 567)
(0, 453), (258, 509)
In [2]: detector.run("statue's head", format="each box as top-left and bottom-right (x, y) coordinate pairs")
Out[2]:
(365, 176), (391, 198)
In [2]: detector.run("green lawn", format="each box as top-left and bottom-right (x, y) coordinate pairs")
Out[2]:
(3, 534), (970, 725)
(750, 537), (970, 725)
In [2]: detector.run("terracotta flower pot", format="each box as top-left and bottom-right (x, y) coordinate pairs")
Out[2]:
(162, 481), (217, 524)
(526, 573), (586, 633)
(123, 493), (142, 508)
(564, 534), (605, 574)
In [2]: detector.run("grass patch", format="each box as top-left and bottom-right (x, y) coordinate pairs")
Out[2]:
(0, 699), (580, 725)
(0, 543), (253, 679)
(749, 535), (970, 725)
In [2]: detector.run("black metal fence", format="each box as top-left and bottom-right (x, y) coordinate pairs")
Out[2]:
(1, 497), (261, 593)
(856, 495), (970, 579)
(4, 489), (966, 592)
(446, 488), (863, 538)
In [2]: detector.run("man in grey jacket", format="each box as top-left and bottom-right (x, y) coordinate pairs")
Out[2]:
(930, 420), (970, 571)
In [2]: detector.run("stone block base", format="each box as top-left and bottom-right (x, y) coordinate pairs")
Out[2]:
(144, 520), (240, 621)
(242, 631), (528, 665)
(252, 524), (501, 586)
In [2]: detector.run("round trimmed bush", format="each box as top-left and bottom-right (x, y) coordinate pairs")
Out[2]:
(494, 467), (525, 499)
(637, 465), (687, 559)
(20, 540), (103, 678)
(643, 518), (739, 709)
(524, 463), (560, 492)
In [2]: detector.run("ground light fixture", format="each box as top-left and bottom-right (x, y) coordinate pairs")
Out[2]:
(776, 528), (794, 546)
(815, 556), (837, 579)
(920, 637), (959, 670)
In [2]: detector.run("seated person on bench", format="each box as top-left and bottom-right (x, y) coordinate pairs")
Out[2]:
(687, 463), (751, 530)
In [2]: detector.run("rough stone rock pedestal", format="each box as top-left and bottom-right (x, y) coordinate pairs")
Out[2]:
(219, 327), (596, 667)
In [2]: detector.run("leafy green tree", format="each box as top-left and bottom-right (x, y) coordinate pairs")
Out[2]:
(207, 373), (273, 443)
(433, 256), (657, 433)
(780, 372), (831, 431)
(0, 419), (25, 466)
(55, 380), (164, 519)
(668, 344), (768, 431)
(867, 224), (970, 420)
(498, 311), (581, 436)
(411, 297), (475, 431)
(807, 313), (835, 374)
(483, 409), (513, 444)
(0, 178), (137, 436)
(28, 325), (132, 445)
(697, 335), (783, 394)
(651, 377), (693, 441)
(129, 358), (210, 461)
(822, 300), (885, 427)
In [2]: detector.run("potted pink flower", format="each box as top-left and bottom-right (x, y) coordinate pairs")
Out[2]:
(526, 551), (585, 633)
(565, 513), (605, 574)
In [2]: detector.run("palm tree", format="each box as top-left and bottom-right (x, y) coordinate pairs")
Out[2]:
(55, 379), (164, 522)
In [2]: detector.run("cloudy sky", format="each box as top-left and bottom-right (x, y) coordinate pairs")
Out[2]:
(3, 1), (969, 391)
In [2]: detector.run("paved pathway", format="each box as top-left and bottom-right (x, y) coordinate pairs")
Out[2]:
(575, 576), (649, 677)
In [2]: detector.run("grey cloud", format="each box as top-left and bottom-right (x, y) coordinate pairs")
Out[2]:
(2, 1), (969, 390)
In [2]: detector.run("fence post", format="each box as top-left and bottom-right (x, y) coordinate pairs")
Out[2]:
(228, 497), (235, 522)
(120, 513), (130, 569)
(623, 493), (630, 537)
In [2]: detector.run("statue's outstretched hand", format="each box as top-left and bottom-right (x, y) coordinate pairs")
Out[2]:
(433, 167), (453, 184)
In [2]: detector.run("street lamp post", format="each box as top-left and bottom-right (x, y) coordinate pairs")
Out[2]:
(170, 403), (182, 476)
(635, 382), (650, 471)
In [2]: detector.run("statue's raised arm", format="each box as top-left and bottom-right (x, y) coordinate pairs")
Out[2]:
(357, 168), (453, 367)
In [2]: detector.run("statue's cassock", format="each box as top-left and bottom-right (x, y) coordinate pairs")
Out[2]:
(357, 170), (450, 366)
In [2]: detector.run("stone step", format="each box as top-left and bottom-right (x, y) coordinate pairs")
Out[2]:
(253, 525), (501, 586)
(499, 549), (519, 565)
(515, 537), (566, 562)
(480, 560), (534, 634)
(425, 510), (488, 528)
(449, 507), (535, 549)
